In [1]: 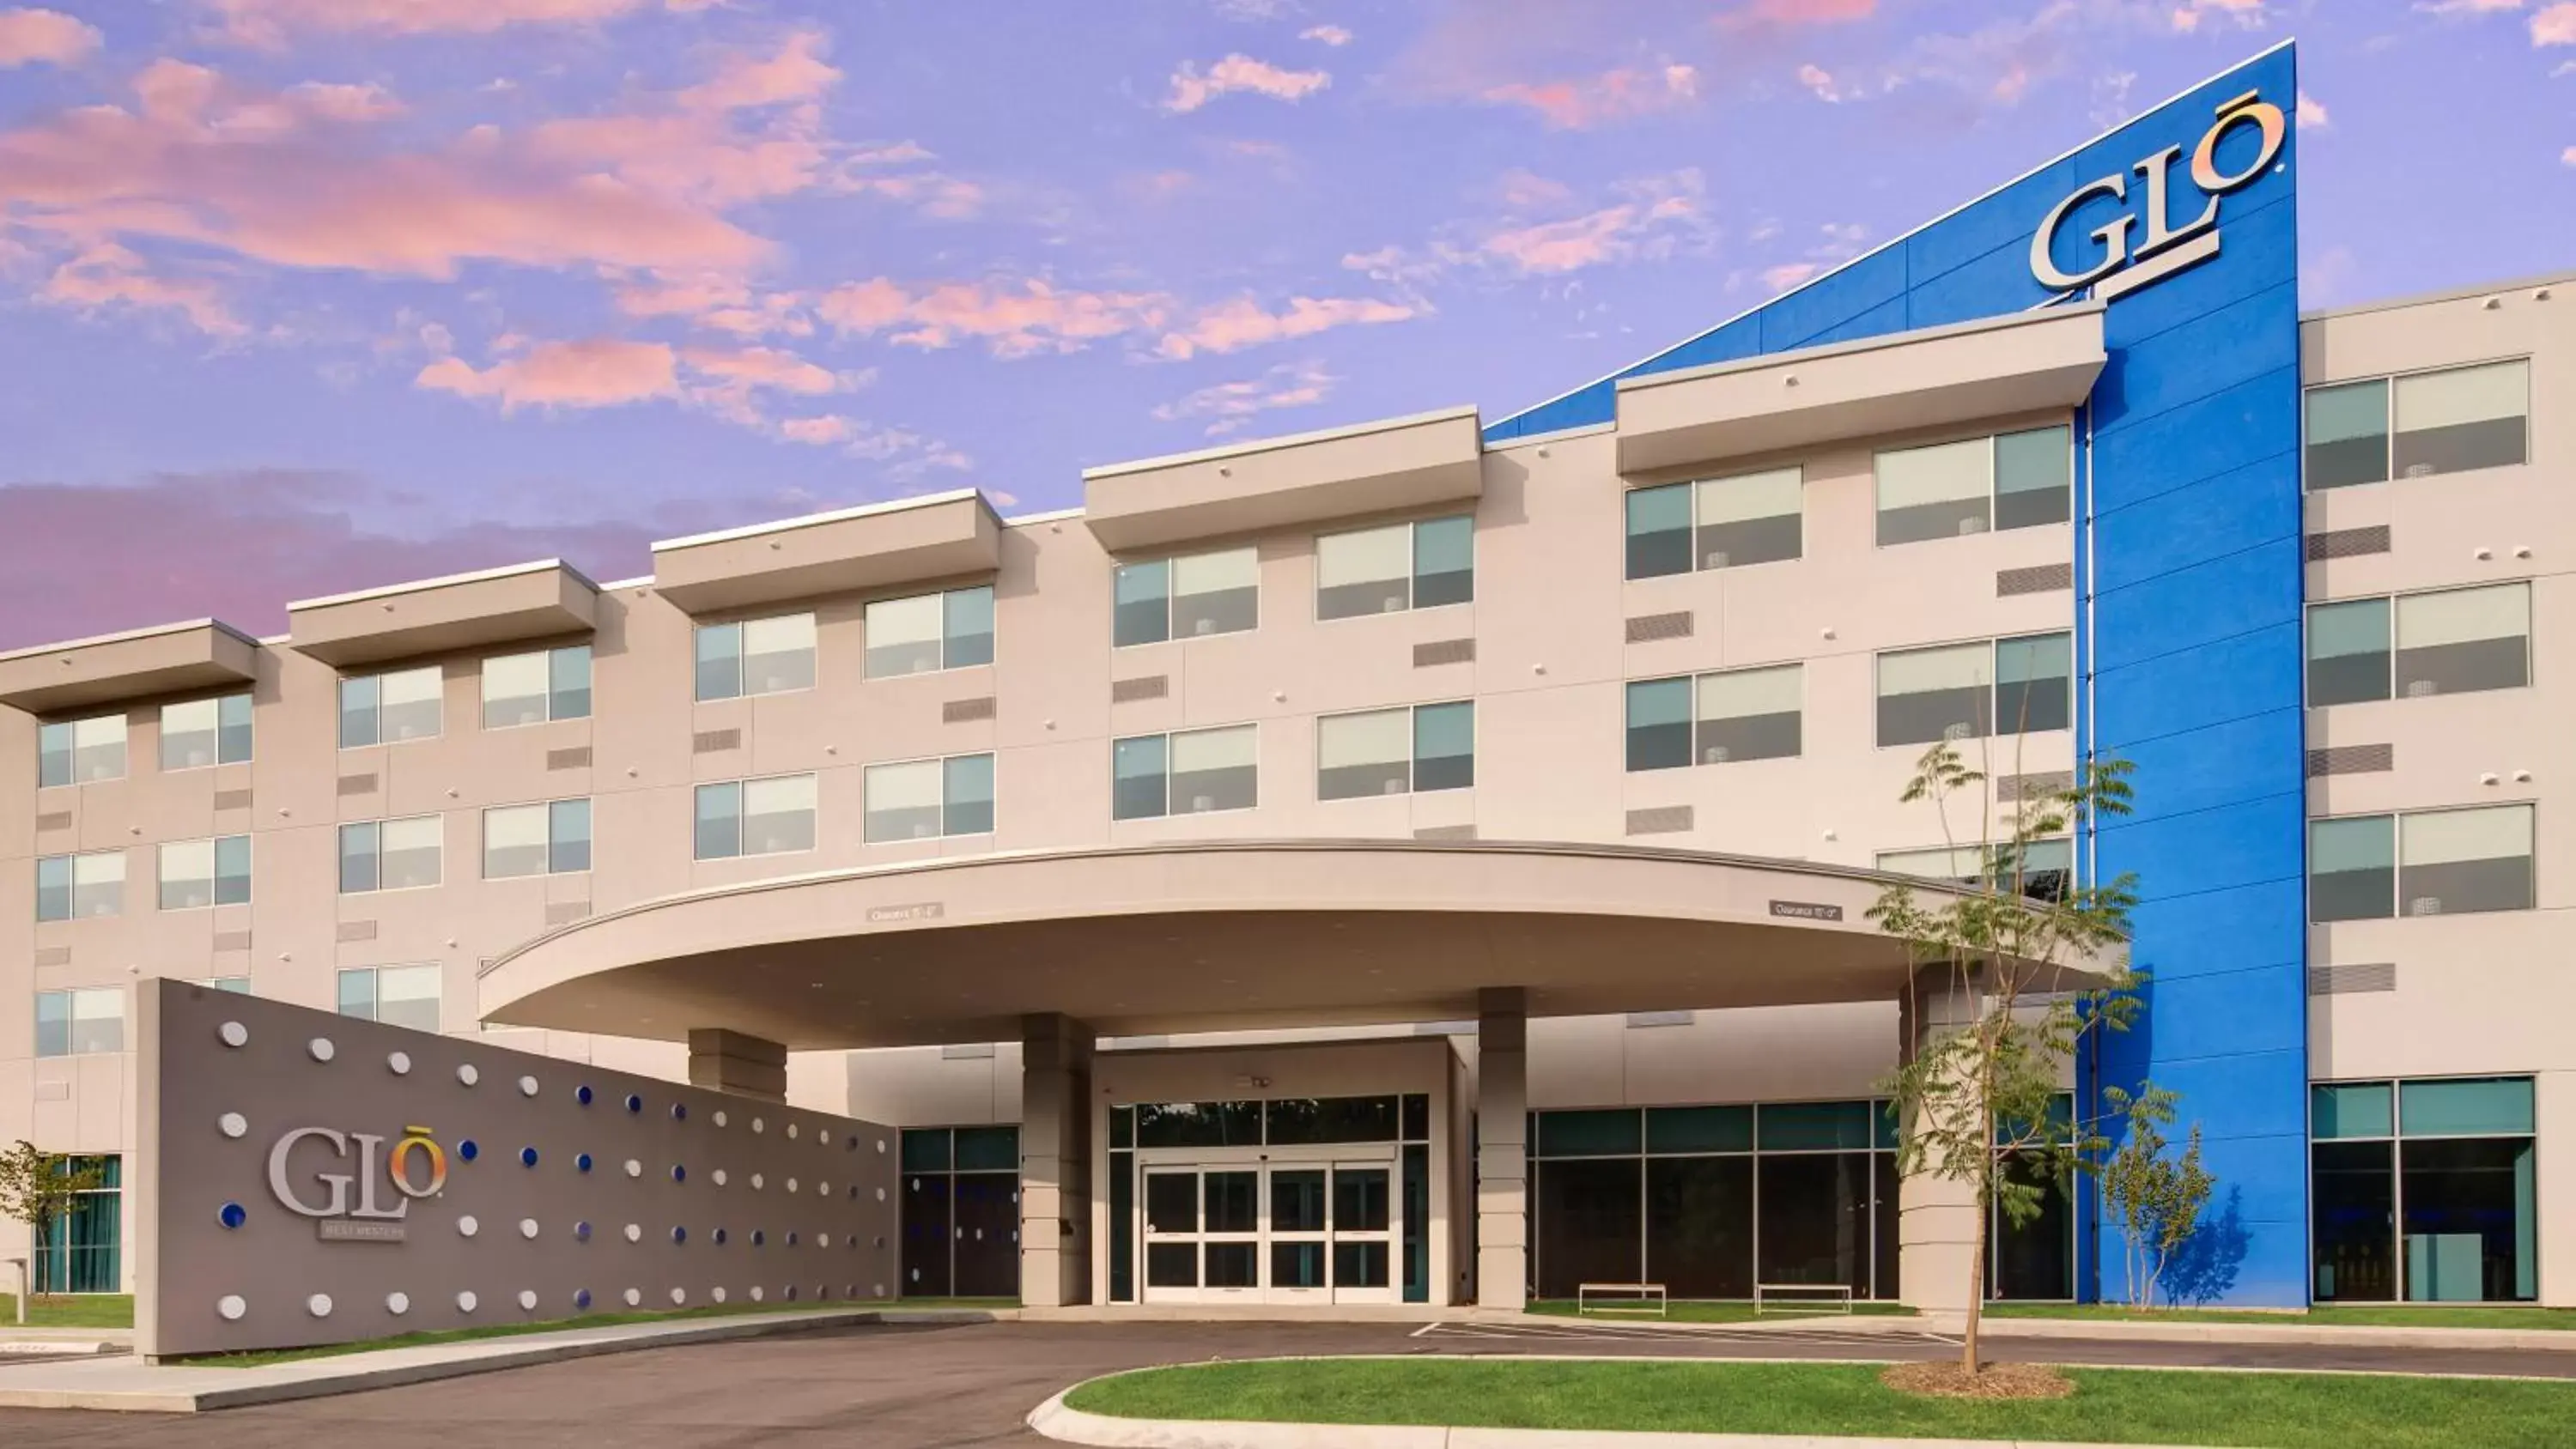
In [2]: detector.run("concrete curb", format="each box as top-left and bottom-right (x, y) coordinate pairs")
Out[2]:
(1973, 1316), (2576, 1353)
(0, 1340), (118, 1356)
(0, 1307), (995, 1412)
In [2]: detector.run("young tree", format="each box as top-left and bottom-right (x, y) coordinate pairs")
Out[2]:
(2100, 1085), (2215, 1311)
(1870, 740), (2140, 1376)
(0, 1141), (105, 1307)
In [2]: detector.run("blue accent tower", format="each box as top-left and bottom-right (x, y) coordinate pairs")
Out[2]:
(1487, 45), (2309, 1306)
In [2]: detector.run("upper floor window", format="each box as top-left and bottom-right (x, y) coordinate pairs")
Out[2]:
(161, 694), (252, 771)
(37, 713), (125, 787)
(1624, 468), (1802, 579)
(1877, 839), (2073, 902)
(2312, 803), (2534, 923)
(1317, 700), (1473, 799)
(483, 645), (592, 728)
(338, 815), (442, 894)
(339, 665), (442, 749)
(2306, 360), (2529, 491)
(1876, 633), (2072, 747)
(1115, 724), (1258, 820)
(863, 754), (995, 842)
(483, 799), (592, 878)
(1625, 664), (1802, 772)
(1875, 425), (2072, 546)
(1115, 548), (1259, 646)
(158, 836), (251, 910)
(2309, 583), (2530, 707)
(864, 586), (993, 678)
(36, 851), (124, 922)
(34, 987), (124, 1058)
(1315, 516), (1473, 620)
(694, 773), (817, 859)
(205, 976), (252, 994)
(695, 614), (816, 701)
(337, 964), (440, 1034)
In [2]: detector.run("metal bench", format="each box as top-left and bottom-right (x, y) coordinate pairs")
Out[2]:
(1754, 1282), (1856, 1316)
(1576, 1282), (1668, 1317)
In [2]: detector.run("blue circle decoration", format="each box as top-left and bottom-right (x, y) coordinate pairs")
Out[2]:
(670, 1102), (687, 1122)
(751, 1230), (765, 1247)
(519, 1147), (539, 1168)
(785, 1284), (799, 1301)
(217, 1202), (246, 1230)
(576, 1153), (593, 1173)
(845, 1135), (858, 1150)
(671, 1164), (686, 1183)
(574, 1221), (592, 1242)
(576, 1084), (594, 1106)
(458, 1139), (479, 1162)
(714, 1228), (728, 1246)
(624, 1093), (643, 1113)
(574, 1288), (592, 1310)
(671, 1226), (687, 1245)
(787, 1232), (799, 1246)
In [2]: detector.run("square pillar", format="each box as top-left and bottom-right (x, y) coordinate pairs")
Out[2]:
(687, 1028), (787, 1103)
(1898, 967), (1982, 1313)
(1020, 1013), (1094, 1308)
(1475, 987), (1528, 1311)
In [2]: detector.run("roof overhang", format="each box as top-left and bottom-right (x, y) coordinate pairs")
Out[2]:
(0, 620), (261, 715)
(477, 840), (2118, 1050)
(649, 491), (1003, 615)
(1081, 407), (1484, 554)
(287, 561), (599, 668)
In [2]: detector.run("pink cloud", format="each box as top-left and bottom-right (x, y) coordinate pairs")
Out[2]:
(2295, 90), (2328, 129)
(0, 8), (98, 67)
(1152, 361), (1337, 436)
(1481, 64), (1698, 129)
(779, 415), (853, 446)
(203, 0), (683, 47)
(1154, 294), (1416, 360)
(2169, 0), (2263, 32)
(819, 276), (1175, 358)
(2538, 2), (2576, 44)
(39, 241), (245, 336)
(1797, 63), (1847, 101)
(1723, 0), (1876, 25)
(416, 337), (681, 412)
(677, 28), (838, 111)
(1478, 171), (1705, 275)
(1762, 261), (1822, 290)
(1165, 54), (1332, 112)
(1300, 24), (1353, 45)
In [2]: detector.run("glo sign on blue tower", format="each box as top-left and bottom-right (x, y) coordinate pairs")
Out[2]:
(1488, 43), (2310, 1306)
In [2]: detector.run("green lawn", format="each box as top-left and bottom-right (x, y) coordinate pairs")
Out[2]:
(1065, 1359), (2576, 1448)
(1983, 1302), (2576, 1331)
(1526, 1298), (1918, 1324)
(186, 1296), (1015, 1367)
(0, 1293), (133, 1329)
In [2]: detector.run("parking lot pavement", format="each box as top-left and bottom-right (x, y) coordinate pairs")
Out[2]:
(0, 1317), (2572, 1448)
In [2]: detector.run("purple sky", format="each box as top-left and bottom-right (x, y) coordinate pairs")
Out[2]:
(1, 0), (2568, 650)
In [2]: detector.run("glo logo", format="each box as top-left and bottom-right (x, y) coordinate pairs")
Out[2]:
(267, 1124), (447, 1220)
(2029, 88), (2287, 303)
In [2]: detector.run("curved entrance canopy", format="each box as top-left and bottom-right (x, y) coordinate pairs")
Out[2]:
(477, 840), (2116, 1050)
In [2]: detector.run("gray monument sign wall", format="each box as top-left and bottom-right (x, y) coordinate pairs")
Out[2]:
(137, 979), (902, 1358)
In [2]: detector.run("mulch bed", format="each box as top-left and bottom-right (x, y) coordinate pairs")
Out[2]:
(1881, 1360), (2075, 1400)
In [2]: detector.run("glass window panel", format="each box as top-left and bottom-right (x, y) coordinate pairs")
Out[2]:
(2394, 585), (2529, 698)
(1759, 1100), (1874, 1151)
(1877, 643), (1991, 746)
(338, 822), (380, 892)
(34, 991), (71, 1058)
(1990, 1151), (2074, 1300)
(1625, 678), (1692, 773)
(866, 760), (944, 842)
(379, 815), (442, 889)
(339, 676), (380, 748)
(337, 967), (378, 1020)
(953, 1125), (1018, 1172)
(943, 753), (996, 835)
(1695, 468), (1802, 569)
(1403, 1143), (1430, 1302)
(1413, 701), (1474, 791)
(2313, 1138), (2396, 1301)
(1315, 524), (1411, 619)
(2313, 1082), (2395, 1140)
(216, 693), (254, 764)
(1625, 483), (1692, 579)
(694, 781), (741, 859)
(214, 835), (252, 906)
(38, 721), (72, 788)
(1317, 709), (1410, 799)
(1643, 1156), (1753, 1300)
(944, 586), (995, 669)
(67, 851), (122, 918)
(550, 646), (592, 720)
(36, 855), (71, 922)
(1995, 633), (2072, 735)
(1332, 1240), (1390, 1288)
(2399, 805), (2533, 915)
(741, 773), (817, 854)
(1113, 560), (1171, 648)
(1111, 735), (1169, 822)
(2402, 1137), (2537, 1301)
(158, 839), (215, 910)
(376, 964), (441, 1034)
(483, 803), (550, 879)
(1133, 1100), (1261, 1149)
(1271, 1168), (1327, 1233)
(71, 715), (125, 782)
(549, 798), (592, 873)
(1646, 1104), (1753, 1155)
(160, 698), (220, 770)
(1877, 845), (1983, 882)
(694, 622), (743, 701)
(2310, 815), (2396, 922)
(1110, 1106), (1135, 1150)
(68, 987), (125, 1054)
(901, 1127), (952, 1173)
(742, 613), (817, 694)
(1264, 1096), (1400, 1145)
(1757, 1151), (1873, 1292)
(1876, 437), (1990, 544)
(208, 976), (250, 993)
(866, 595), (945, 676)
(378, 667), (442, 743)
(2309, 598), (2392, 706)
(2306, 379), (2391, 490)
(1402, 1093), (1431, 1141)
(1172, 549), (1258, 638)
(481, 651), (550, 729)
(1993, 426), (2073, 530)
(1536, 1108), (1641, 1157)
(2401, 1076), (2536, 1137)
(2392, 361), (2528, 479)
(1170, 724), (1256, 814)
(1271, 1240), (1327, 1289)
(1697, 664), (1801, 764)
(1334, 1166), (1391, 1233)
(1535, 1157), (1643, 1298)
(1204, 1171), (1259, 1234)
(1412, 516), (1474, 608)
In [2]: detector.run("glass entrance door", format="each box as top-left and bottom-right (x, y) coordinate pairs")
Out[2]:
(1138, 1157), (1402, 1304)
(1327, 1163), (1395, 1305)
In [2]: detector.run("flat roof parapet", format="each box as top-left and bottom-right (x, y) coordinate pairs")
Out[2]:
(648, 488), (1003, 614)
(1082, 405), (1483, 553)
(288, 559), (600, 668)
(0, 618), (262, 715)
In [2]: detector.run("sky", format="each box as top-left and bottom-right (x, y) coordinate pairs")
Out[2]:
(0, 0), (2568, 650)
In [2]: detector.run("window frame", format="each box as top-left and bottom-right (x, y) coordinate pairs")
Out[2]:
(1314, 700), (1476, 801)
(693, 611), (819, 702)
(337, 664), (445, 749)
(1621, 466), (1807, 581)
(1111, 722), (1262, 821)
(1312, 515), (1477, 623)
(1112, 546), (1262, 648)
(861, 585), (996, 679)
(337, 963), (443, 1034)
(481, 643), (593, 729)
(337, 814), (446, 895)
(1874, 632), (2074, 749)
(34, 986), (126, 1058)
(2307, 803), (2537, 924)
(2306, 582), (2533, 707)
(2308, 1074), (2540, 1305)
(1872, 423), (2075, 549)
(35, 849), (125, 923)
(158, 692), (253, 772)
(860, 752), (998, 843)
(693, 772), (821, 861)
(481, 797), (593, 879)
(1623, 663), (1805, 773)
(155, 834), (252, 911)
(2302, 356), (2533, 494)
(38, 712), (128, 788)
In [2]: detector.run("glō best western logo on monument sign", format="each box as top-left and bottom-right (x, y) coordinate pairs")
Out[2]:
(2030, 88), (2287, 303)
(267, 1124), (448, 1241)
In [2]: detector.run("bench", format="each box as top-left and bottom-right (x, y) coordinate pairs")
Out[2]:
(1754, 1282), (1856, 1316)
(1576, 1282), (1668, 1317)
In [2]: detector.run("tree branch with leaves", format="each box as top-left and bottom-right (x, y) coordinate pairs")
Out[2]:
(0, 1141), (105, 1306)
(2100, 1084), (2215, 1311)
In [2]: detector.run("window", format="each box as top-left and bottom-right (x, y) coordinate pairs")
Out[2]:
(899, 1125), (1023, 1299)
(34, 987), (124, 1058)
(337, 964), (441, 1034)
(1625, 664), (1801, 771)
(35, 852), (124, 921)
(2312, 1076), (2537, 1303)
(863, 586), (993, 677)
(2307, 585), (2529, 707)
(1315, 516), (1473, 620)
(694, 614), (816, 700)
(483, 645), (592, 728)
(204, 976), (251, 994)
(1877, 839), (2073, 902)
(2306, 360), (2529, 491)
(1876, 633), (2071, 747)
(863, 755), (995, 841)
(1875, 426), (2071, 545)
(694, 773), (817, 859)
(2310, 804), (2534, 922)
(483, 799), (592, 878)
(37, 713), (125, 787)
(1624, 468), (1802, 579)
(1316, 701), (1473, 799)
(338, 815), (443, 893)
(1113, 724), (1258, 819)
(32, 1155), (120, 1294)
(157, 836), (251, 910)
(1115, 548), (1259, 646)
(338, 665), (442, 748)
(160, 694), (252, 770)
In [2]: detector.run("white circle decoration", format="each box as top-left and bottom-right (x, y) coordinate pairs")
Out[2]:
(623, 1223), (641, 1243)
(457, 1291), (478, 1313)
(623, 1288), (642, 1307)
(518, 1076), (539, 1097)
(217, 1113), (247, 1139)
(387, 1051), (412, 1076)
(711, 1287), (728, 1304)
(817, 1181), (829, 1197)
(874, 1187), (886, 1202)
(458, 1215), (480, 1238)
(457, 1064), (480, 1087)
(787, 1124), (799, 1140)
(669, 1287), (687, 1306)
(872, 1283), (885, 1299)
(749, 1286), (765, 1302)
(817, 1234), (831, 1248)
(307, 1294), (333, 1318)
(751, 1117), (765, 1134)
(712, 1169), (728, 1187)
(876, 1139), (886, 1154)
(217, 1294), (246, 1320)
(786, 1178), (799, 1194)
(518, 1290), (538, 1311)
(713, 1110), (728, 1128)
(519, 1218), (539, 1240)
(750, 1173), (764, 1191)
(218, 1022), (249, 1048)
(386, 1292), (410, 1315)
(307, 1037), (336, 1063)
(623, 1158), (642, 1178)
